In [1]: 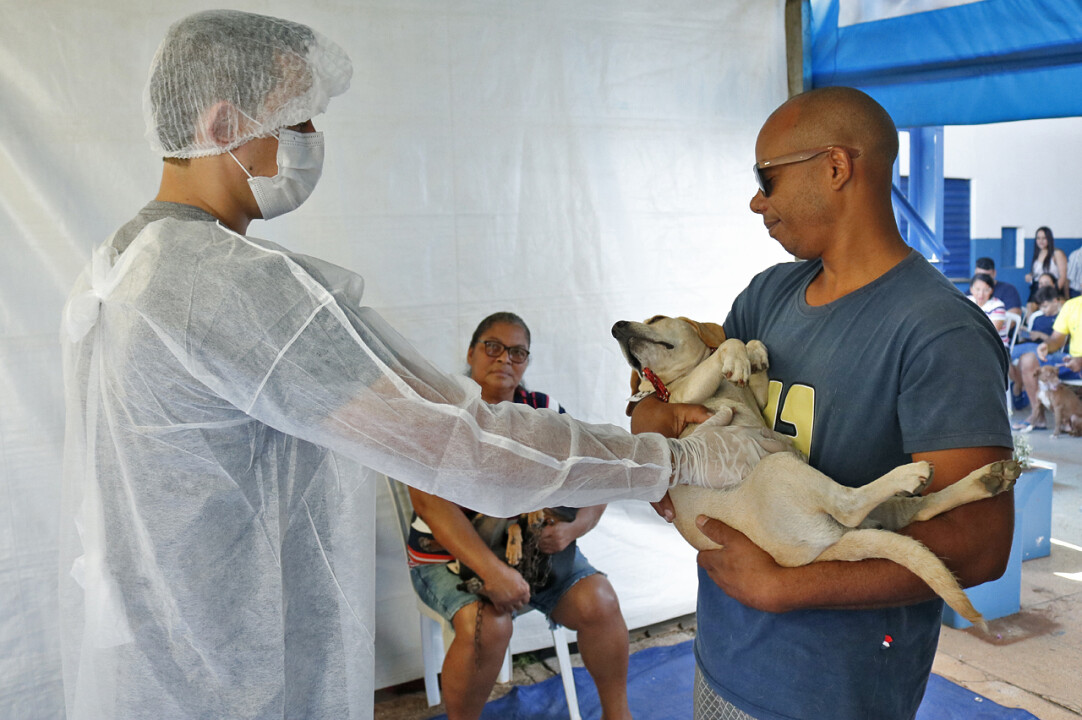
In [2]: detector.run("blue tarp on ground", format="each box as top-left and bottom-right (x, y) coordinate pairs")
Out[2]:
(429, 639), (1040, 720)
(808, 0), (1082, 127)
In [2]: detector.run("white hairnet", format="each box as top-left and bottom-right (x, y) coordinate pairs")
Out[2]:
(143, 10), (352, 158)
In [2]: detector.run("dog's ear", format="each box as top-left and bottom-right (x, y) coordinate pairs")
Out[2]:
(677, 316), (726, 350)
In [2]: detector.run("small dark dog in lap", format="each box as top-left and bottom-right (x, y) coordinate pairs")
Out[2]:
(454, 507), (577, 596)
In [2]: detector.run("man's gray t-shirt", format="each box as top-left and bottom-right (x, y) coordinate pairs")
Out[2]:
(696, 250), (1011, 720)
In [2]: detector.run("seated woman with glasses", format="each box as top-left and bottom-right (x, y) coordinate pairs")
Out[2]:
(406, 312), (633, 720)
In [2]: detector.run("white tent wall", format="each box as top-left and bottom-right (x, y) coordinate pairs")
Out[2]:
(0, 1), (789, 715)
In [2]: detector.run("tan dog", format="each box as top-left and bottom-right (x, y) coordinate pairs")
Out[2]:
(1035, 365), (1082, 437)
(612, 315), (1019, 628)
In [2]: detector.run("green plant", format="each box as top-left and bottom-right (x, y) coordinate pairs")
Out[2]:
(1012, 431), (1032, 470)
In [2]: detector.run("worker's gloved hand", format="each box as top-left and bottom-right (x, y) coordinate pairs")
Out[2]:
(667, 414), (796, 489)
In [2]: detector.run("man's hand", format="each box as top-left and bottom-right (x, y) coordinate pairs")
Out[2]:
(651, 491), (675, 522)
(695, 516), (789, 613)
(482, 563), (531, 614)
(1065, 356), (1082, 373)
(630, 394), (713, 437)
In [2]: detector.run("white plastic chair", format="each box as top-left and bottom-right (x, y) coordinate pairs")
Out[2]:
(1004, 311), (1023, 355)
(385, 477), (582, 719)
(1004, 311), (1023, 408)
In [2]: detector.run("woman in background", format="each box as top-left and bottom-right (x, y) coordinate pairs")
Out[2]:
(1024, 226), (1069, 307)
(969, 273), (1009, 346)
(407, 312), (633, 720)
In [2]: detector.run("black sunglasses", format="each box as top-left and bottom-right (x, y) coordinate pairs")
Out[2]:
(753, 145), (860, 197)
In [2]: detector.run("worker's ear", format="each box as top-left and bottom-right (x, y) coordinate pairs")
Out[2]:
(195, 101), (244, 148)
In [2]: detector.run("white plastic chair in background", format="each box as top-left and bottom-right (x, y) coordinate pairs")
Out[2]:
(1004, 311), (1023, 355)
(384, 477), (582, 719)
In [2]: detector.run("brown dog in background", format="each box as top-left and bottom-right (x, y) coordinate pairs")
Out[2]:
(1035, 365), (1082, 437)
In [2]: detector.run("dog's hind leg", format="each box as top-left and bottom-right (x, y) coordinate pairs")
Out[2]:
(826, 462), (934, 528)
(870, 460), (1020, 529)
(815, 529), (985, 631)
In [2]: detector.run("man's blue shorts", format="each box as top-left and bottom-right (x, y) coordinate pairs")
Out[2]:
(410, 545), (600, 624)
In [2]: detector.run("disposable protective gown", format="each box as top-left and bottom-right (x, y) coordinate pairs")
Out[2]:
(59, 213), (671, 719)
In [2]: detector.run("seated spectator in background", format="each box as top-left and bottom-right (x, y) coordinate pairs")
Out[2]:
(1026, 272), (1061, 316)
(1024, 226), (1069, 304)
(1008, 286), (1063, 410)
(968, 273), (1009, 345)
(407, 312), (633, 720)
(1067, 244), (1082, 299)
(975, 256), (1023, 316)
(1014, 294), (1082, 430)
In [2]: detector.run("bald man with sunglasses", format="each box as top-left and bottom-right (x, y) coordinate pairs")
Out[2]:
(633, 87), (1013, 720)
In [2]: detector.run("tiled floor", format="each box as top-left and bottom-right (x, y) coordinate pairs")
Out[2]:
(931, 411), (1082, 719)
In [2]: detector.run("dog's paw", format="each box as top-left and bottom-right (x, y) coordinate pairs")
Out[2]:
(892, 461), (934, 496)
(505, 524), (524, 566)
(978, 460), (1020, 495)
(746, 340), (770, 373)
(718, 339), (752, 386)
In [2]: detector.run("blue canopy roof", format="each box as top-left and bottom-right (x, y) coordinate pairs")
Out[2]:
(808, 0), (1082, 127)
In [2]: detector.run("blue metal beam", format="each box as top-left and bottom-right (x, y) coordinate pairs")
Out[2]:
(893, 127), (947, 262)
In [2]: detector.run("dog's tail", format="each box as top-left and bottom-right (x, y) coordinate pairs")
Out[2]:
(815, 529), (987, 632)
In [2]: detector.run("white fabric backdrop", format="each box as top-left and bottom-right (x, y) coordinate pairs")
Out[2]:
(0, 0), (788, 715)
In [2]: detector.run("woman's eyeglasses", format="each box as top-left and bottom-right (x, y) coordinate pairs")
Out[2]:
(480, 340), (530, 364)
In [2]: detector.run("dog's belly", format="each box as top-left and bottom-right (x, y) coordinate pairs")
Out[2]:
(677, 387), (766, 440)
(670, 453), (847, 564)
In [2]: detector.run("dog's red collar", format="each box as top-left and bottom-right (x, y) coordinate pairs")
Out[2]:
(641, 367), (670, 403)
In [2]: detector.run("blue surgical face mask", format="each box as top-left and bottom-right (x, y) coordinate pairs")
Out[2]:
(229, 128), (325, 219)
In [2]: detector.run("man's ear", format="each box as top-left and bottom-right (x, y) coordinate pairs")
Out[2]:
(827, 147), (855, 190)
(195, 101), (241, 148)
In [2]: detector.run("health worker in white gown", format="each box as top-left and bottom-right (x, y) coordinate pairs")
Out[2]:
(58, 10), (787, 720)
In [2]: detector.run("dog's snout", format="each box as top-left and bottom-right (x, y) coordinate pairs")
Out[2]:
(612, 320), (628, 337)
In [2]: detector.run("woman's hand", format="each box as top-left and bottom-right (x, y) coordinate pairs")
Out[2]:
(537, 520), (577, 554)
(482, 563), (532, 614)
(538, 505), (604, 553)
